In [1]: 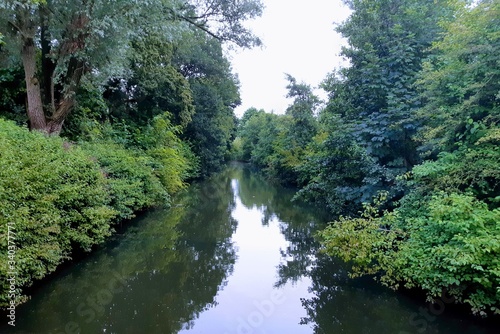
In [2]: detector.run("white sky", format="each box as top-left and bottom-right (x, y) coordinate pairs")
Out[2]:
(228, 0), (352, 117)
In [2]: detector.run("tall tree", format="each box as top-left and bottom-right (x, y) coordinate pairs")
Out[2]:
(416, 0), (500, 154)
(104, 32), (195, 129)
(268, 75), (320, 184)
(320, 0), (455, 202)
(176, 29), (241, 175)
(284, 74), (320, 147)
(0, 0), (263, 134)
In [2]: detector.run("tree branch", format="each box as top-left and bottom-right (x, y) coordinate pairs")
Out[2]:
(177, 15), (223, 41)
(7, 20), (28, 38)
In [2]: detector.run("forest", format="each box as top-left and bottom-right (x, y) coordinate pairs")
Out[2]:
(0, 0), (498, 319)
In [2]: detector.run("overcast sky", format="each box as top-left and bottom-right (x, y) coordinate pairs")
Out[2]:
(228, 0), (352, 117)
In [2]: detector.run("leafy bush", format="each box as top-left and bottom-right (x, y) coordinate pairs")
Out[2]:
(81, 141), (168, 220)
(136, 113), (198, 192)
(0, 115), (194, 308)
(319, 131), (500, 316)
(392, 193), (500, 316)
(319, 191), (500, 316)
(410, 126), (500, 205)
(0, 119), (116, 307)
(318, 1), (500, 317)
(294, 125), (386, 216)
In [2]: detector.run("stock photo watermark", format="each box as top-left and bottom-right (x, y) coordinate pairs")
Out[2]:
(224, 288), (289, 334)
(6, 221), (17, 327)
(400, 289), (455, 334)
(49, 269), (128, 334)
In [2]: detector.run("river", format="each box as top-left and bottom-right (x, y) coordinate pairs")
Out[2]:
(1, 163), (497, 333)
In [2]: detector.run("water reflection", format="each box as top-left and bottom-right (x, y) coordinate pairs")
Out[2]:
(1, 168), (238, 334)
(300, 253), (499, 334)
(232, 165), (327, 288)
(179, 165), (314, 333)
(230, 163), (498, 334)
(1, 163), (497, 334)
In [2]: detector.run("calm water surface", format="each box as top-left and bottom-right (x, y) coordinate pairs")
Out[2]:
(2, 163), (498, 333)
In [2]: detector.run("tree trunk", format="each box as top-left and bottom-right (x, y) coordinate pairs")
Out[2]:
(47, 97), (74, 135)
(21, 37), (47, 132)
(41, 23), (56, 113)
(45, 57), (86, 135)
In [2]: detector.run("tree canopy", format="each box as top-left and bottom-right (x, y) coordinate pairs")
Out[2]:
(0, 0), (262, 134)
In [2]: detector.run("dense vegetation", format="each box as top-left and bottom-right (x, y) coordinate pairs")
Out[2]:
(0, 0), (263, 308)
(234, 0), (499, 316)
(1, 0), (498, 319)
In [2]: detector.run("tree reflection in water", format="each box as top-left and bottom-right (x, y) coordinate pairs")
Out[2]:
(3, 163), (496, 334)
(233, 163), (495, 334)
(2, 168), (238, 334)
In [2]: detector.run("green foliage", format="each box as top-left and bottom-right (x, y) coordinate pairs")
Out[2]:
(294, 119), (383, 215)
(410, 126), (500, 205)
(80, 141), (168, 221)
(236, 109), (279, 166)
(320, 191), (500, 316)
(61, 79), (109, 141)
(177, 30), (240, 176)
(318, 191), (400, 277)
(80, 112), (198, 199)
(137, 113), (198, 193)
(0, 119), (116, 307)
(230, 136), (245, 160)
(316, 0), (500, 317)
(0, 65), (26, 125)
(234, 76), (320, 185)
(314, 0), (455, 211)
(391, 193), (500, 316)
(103, 28), (240, 178)
(0, 0), (261, 312)
(0, 116), (197, 308)
(416, 0), (500, 154)
(284, 74), (320, 147)
(105, 33), (195, 129)
(0, 0), (262, 133)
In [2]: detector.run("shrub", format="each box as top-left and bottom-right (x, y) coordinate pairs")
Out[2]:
(0, 119), (116, 307)
(319, 191), (500, 316)
(81, 141), (169, 220)
(0, 116), (188, 308)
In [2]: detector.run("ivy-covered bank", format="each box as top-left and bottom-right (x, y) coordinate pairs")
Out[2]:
(0, 117), (196, 307)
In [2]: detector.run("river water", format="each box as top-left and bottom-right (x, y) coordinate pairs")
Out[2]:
(1, 163), (497, 333)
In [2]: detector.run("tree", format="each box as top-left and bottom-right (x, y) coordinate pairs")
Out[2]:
(318, 0), (500, 316)
(0, 0), (263, 134)
(324, 0), (454, 179)
(263, 75), (320, 184)
(284, 74), (320, 147)
(237, 108), (278, 166)
(103, 32), (195, 130)
(415, 0), (500, 155)
(294, 116), (381, 215)
(176, 29), (241, 175)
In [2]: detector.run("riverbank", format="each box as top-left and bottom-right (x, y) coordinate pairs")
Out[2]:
(0, 118), (195, 310)
(1, 163), (498, 333)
